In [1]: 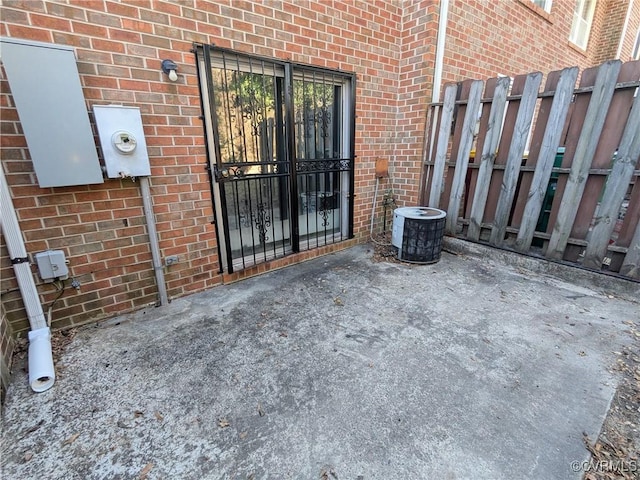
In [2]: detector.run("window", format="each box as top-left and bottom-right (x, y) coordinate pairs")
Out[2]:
(633, 29), (640, 60)
(569, 0), (596, 50)
(531, 0), (552, 13)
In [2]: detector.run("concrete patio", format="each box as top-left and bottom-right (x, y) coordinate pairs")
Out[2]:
(2, 240), (639, 480)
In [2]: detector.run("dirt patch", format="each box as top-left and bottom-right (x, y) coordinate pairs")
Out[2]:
(583, 321), (640, 480)
(369, 232), (401, 263)
(12, 328), (77, 373)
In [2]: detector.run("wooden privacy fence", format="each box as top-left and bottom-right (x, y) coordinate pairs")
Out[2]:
(421, 59), (640, 280)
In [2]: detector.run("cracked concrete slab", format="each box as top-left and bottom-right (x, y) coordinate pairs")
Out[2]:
(2, 242), (638, 479)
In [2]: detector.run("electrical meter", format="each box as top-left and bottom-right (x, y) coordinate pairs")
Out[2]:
(93, 105), (151, 178)
(112, 131), (137, 154)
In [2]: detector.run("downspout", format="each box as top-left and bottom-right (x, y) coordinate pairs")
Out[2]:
(615, 0), (634, 59)
(424, 0), (449, 205)
(0, 167), (55, 392)
(139, 176), (169, 306)
(433, 0), (449, 104)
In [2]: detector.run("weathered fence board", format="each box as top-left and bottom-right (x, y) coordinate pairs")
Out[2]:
(515, 67), (578, 252)
(421, 59), (640, 280)
(616, 179), (640, 255)
(446, 79), (483, 234)
(482, 75), (528, 228)
(490, 71), (542, 245)
(546, 60), (622, 260)
(583, 90), (640, 270)
(620, 223), (640, 278)
(544, 67), (598, 247)
(428, 84), (457, 208)
(467, 76), (510, 241)
(565, 61), (640, 262)
(510, 70), (561, 232)
(442, 80), (473, 211)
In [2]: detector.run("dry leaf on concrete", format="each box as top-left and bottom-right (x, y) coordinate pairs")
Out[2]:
(218, 418), (230, 428)
(139, 462), (153, 480)
(62, 433), (79, 446)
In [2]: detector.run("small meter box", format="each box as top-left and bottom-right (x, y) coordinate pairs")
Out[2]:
(93, 105), (151, 179)
(35, 250), (69, 282)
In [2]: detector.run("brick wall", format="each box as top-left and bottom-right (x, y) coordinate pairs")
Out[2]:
(440, 0), (612, 86)
(0, 0), (625, 343)
(618, 0), (640, 61)
(592, 0), (628, 64)
(0, 0), (404, 336)
(394, 0), (439, 206)
(1, 292), (14, 402)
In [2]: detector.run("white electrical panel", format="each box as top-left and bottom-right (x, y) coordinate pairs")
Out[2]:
(35, 250), (69, 282)
(93, 105), (151, 178)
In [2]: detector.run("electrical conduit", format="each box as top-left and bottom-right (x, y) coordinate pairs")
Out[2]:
(0, 167), (55, 392)
(140, 176), (169, 307)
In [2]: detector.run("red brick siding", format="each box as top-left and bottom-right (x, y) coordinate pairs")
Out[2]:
(0, 290), (14, 403)
(0, 0), (404, 334)
(592, 0), (629, 63)
(618, 0), (640, 61)
(440, 0), (611, 86)
(0, 0), (623, 338)
(395, 0), (439, 206)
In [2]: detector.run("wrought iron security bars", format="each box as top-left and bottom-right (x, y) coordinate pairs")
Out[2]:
(195, 45), (356, 273)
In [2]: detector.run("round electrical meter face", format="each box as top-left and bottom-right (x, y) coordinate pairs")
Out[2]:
(112, 131), (137, 154)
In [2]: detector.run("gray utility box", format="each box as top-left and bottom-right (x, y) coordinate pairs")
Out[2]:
(35, 250), (69, 282)
(0, 37), (104, 188)
(93, 105), (151, 179)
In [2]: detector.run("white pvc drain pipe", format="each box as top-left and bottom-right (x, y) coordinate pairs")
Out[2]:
(28, 327), (55, 392)
(0, 167), (55, 392)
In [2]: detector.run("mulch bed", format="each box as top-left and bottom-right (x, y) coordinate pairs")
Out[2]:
(583, 320), (640, 479)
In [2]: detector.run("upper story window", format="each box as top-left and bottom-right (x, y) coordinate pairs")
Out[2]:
(633, 29), (640, 60)
(569, 0), (596, 50)
(531, 0), (552, 13)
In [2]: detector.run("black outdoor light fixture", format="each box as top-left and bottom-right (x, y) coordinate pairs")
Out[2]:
(161, 59), (178, 82)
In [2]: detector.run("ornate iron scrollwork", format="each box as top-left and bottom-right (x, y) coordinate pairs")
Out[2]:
(239, 199), (271, 245)
(241, 85), (265, 138)
(318, 193), (332, 227)
(252, 202), (271, 245)
(296, 159), (352, 173)
(215, 165), (246, 181)
(317, 103), (331, 139)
